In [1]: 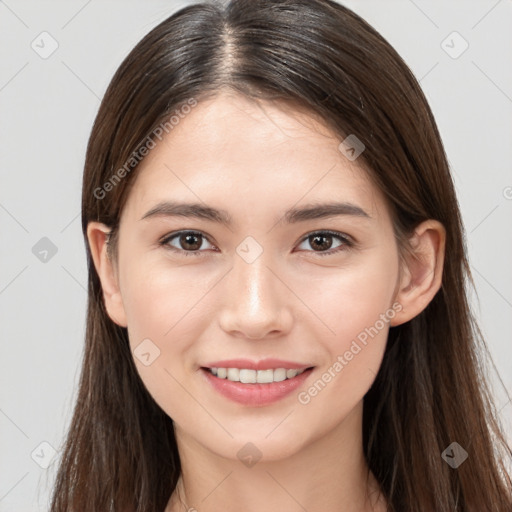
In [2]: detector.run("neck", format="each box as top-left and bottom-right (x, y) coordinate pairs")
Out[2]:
(166, 401), (387, 512)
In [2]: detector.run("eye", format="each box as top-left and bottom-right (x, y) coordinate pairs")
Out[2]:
(159, 230), (216, 256)
(159, 229), (354, 258)
(296, 230), (353, 256)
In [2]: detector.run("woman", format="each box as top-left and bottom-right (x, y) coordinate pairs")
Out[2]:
(50, 0), (512, 510)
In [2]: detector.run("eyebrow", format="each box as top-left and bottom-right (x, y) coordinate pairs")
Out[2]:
(140, 200), (371, 226)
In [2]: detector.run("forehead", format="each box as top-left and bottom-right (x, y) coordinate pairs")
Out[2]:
(121, 93), (391, 226)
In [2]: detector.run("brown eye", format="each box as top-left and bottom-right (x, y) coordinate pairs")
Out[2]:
(309, 234), (334, 251)
(297, 231), (353, 256)
(179, 232), (203, 251)
(160, 231), (215, 256)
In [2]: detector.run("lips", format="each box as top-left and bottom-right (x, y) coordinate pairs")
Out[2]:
(199, 358), (315, 406)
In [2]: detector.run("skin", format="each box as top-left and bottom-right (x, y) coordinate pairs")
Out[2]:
(88, 91), (445, 512)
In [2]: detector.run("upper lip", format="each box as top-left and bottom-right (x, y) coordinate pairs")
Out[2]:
(201, 358), (314, 371)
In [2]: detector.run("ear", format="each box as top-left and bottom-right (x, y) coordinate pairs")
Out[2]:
(390, 220), (446, 327)
(86, 222), (128, 328)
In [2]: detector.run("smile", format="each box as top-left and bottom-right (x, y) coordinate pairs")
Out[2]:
(200, 362), (315, 406)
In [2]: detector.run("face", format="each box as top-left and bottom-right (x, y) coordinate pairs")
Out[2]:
(100, 92), (405, 461)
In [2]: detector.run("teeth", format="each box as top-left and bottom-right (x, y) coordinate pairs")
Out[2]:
(257, 369), (274, 383)
(209, 367), (307, 383)
(286, 369), (298, 378)
(273, 368), (286, 382)
(227, 368), (240, 381)
(240, 369), (256, 383)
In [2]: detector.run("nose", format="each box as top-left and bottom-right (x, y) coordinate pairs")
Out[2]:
(218, 254), (293, 340)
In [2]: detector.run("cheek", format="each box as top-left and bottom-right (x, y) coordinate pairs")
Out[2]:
(120, 254), (207, 344)
(118, 260), (204, 420)
(291, 247), (398, 408)
(293, 256), (397, 426)
(294, 247), (399, 348)
(119, 256), (217, 407)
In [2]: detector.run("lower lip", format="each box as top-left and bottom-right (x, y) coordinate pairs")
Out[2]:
(200, 367), (314, 406)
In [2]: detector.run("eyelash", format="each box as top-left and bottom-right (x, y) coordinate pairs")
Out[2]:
(158, 230), (354, 258)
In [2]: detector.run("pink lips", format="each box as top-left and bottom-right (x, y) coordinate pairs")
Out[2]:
(200, 358), (314, 407)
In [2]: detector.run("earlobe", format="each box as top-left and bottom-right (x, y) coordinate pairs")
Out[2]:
(390, 220), (446, 327)
(86, 222), (128, 328)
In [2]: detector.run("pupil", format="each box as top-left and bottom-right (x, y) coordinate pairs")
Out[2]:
(311, 234), (332, 251)
(181, 233), (201, 250)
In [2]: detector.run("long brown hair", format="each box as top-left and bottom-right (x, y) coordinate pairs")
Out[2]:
(50, 0), (512, 510)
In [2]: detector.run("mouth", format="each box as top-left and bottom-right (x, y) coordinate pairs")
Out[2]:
(199, 360), (315, 406)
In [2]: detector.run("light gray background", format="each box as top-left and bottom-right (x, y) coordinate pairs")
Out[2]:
(1, 1), (511, 510)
